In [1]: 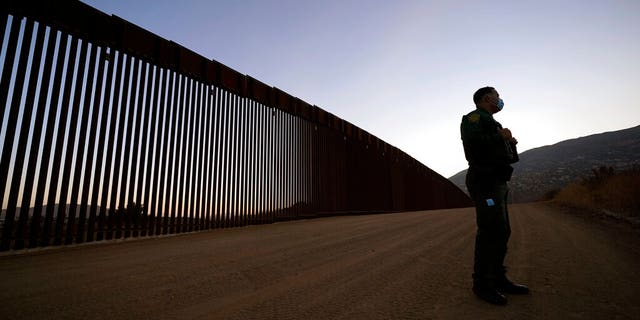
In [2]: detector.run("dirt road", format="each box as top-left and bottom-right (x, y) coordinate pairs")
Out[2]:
(1, 203), (639, 319)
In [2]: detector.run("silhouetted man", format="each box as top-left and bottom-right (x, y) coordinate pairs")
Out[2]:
(460, 87), (529, 305)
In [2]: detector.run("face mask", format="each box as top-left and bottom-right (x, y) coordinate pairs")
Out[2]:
(496, 98), (504, 111)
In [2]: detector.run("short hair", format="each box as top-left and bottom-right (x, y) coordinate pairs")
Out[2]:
(473, 86), (495, 105)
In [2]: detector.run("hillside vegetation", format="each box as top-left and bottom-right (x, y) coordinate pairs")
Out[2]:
(551, 166), (640, 224)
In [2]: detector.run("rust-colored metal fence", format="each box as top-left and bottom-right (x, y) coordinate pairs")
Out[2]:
(0, 0), (471, 251)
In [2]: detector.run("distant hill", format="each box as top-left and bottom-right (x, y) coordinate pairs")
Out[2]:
(1, 204), (102, 220)
(449, 125), (640, 203)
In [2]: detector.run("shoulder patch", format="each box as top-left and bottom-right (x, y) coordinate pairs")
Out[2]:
(468, 113), (480, 123)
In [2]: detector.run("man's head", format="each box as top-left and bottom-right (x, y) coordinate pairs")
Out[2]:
(473, 86), (503, 114)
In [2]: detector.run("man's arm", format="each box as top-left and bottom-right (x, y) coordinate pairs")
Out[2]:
(461, 114), (513, 164)
(461, 115), (503, 146)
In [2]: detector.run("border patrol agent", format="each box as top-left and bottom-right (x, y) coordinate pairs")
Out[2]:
(461, 87), (529, 305)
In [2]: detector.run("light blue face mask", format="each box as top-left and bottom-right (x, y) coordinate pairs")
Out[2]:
(497, 98), (504, 111)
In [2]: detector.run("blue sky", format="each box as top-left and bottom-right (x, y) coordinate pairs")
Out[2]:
(82, 0), (640, 178)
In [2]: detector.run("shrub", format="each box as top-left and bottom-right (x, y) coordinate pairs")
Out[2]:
(554, 166), (640, 219)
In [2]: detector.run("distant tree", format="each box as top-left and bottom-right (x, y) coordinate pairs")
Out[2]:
(588, 166), (615, 185)
(113, 202), (147, 228)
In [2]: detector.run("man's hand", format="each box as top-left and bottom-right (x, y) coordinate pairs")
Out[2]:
(498, 128), (518, 145)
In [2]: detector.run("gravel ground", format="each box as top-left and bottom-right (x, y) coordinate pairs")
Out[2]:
(1, 203), (638, 319)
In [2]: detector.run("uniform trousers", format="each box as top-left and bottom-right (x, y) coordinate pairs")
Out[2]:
(467, 182), (511, 288)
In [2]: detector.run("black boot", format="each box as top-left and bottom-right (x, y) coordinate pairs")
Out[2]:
(497, 278), (529, 294)
(473, 285), (507, 305)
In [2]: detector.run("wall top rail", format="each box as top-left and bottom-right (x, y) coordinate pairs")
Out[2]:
(2, 0), (402, 155)
(2, 1), (297, 117)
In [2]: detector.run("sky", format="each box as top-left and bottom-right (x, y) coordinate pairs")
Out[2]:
(81, 0), (640, 178)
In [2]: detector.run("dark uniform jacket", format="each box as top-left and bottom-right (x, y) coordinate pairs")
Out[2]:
(460, 108), (519, 185)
